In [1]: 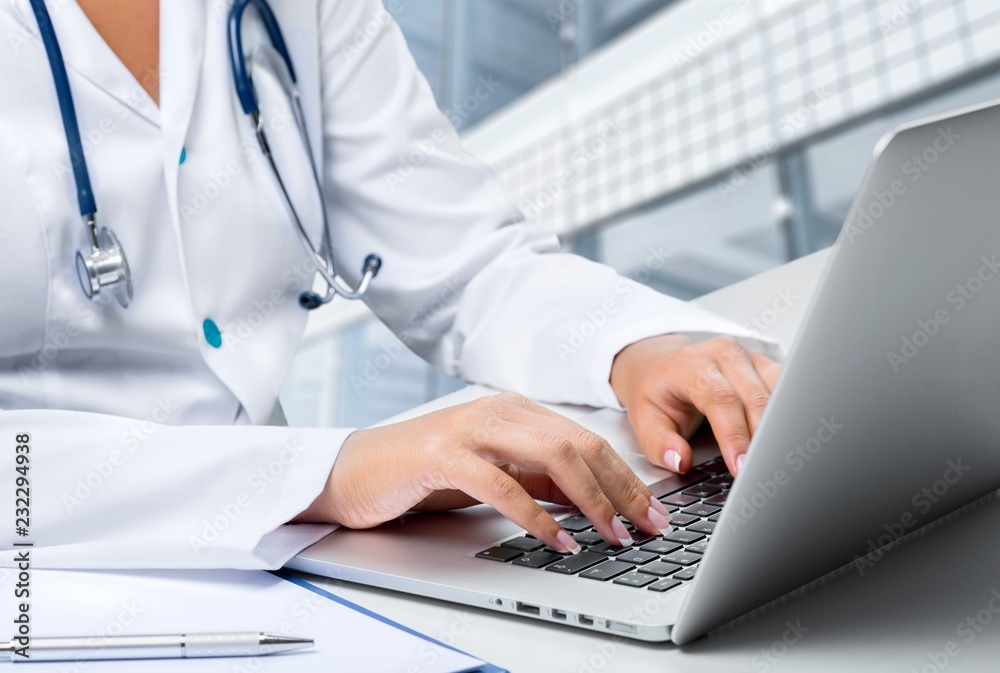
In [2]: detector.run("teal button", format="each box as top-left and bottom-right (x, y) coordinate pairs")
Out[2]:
(202, 318), (222, 348)
(179, 147), (187, 164)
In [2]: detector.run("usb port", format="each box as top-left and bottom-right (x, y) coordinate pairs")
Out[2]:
(515, 602), (540, 616)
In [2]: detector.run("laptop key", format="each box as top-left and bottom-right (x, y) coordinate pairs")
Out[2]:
(674, 567), (698, 581)
(648, 578), (682, 593)
(558, 515), (593, 532)
(649, 471), (710, 498)
(705, 476), (734, 488)
(501, 537), (545, 552)
(613, 572), (658, 588)
(666, 530), (705, 545)
(640, 561), (681, 577)
(682, 485), (721, 498)
(661, 494), (699, 507)
(703, 493), (728, 506)
(512, 550), (565, 568)
(687, 521), (716, 535)
(663, 551), (701, 566)
(640, 540), (682, 555)
(708, 513), (722, 522)
(589, 542), (629, 556)
(630, 532), (657, 546)
(698, 459), (729, 475)
(668, 513), (699, 527)
(681, 504), (721, 518)
(572, 531), (604, 547)
(580, 561), (635, 581)
(545, 552), (605, 574)
(476, 546), (524, 562)
(616, 550), (658, 565)
(686, 539), (710, 555)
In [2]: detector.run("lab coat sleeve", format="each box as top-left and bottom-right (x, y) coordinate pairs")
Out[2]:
(317, 0), (777, 411)
(0, 409), (350, 569)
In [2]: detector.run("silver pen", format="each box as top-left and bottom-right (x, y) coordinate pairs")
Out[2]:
(0, 632), (313, 662)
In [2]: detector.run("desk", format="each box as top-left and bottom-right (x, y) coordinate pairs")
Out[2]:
(292, 248), (1000, 672)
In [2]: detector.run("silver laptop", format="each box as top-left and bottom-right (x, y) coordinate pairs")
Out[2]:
(287, 99), (1000, 644)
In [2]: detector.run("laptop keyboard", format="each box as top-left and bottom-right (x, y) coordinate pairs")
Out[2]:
(475, 456), (731, 595)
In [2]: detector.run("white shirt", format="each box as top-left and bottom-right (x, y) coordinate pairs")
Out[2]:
(0, 0), (759, 569)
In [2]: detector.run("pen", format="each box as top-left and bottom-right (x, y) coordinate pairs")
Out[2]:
(0, 632), (313, 662)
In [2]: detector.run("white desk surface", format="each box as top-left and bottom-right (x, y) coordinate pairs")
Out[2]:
(292, 248), (1000, 672)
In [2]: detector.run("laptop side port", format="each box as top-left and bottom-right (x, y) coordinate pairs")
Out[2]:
(515, 602), (540, 616)
(608, 621), (637, 635)
(550, 609), (567, 621)
(578, 614), (594, 626)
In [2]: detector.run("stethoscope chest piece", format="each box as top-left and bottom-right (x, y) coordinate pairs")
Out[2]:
(75, 221), (133, 308)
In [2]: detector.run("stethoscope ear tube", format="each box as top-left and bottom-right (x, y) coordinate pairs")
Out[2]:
(242, 38), (382, 310)
(298, 253), (382, 309)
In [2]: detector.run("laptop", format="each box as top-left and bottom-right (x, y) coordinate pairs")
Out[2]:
(287, 98), (1000, 644)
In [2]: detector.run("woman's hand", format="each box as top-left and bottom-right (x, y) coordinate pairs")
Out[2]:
(610, 334), (782, 477)
(296, 392), (674, 554)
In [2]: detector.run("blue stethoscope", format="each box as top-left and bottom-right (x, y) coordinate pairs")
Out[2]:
(29, 0), (381, 310)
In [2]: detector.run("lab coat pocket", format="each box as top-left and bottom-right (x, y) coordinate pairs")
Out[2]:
(0, 126), (50, 359)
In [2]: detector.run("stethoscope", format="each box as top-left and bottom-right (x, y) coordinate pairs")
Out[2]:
(28, 0), (381, 310)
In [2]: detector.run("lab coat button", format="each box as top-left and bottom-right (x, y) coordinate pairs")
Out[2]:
(202, 319), (222, 348)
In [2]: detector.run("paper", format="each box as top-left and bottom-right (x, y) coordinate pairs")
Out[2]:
(1, 568), (488, 672)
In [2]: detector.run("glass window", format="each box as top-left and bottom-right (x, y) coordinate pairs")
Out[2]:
(575, 0), (676, 60)
(281, 317), (463, 428)
(569, 163), (787, 300)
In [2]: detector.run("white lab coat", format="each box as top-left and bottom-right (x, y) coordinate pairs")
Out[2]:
(0, 0), (760, 569)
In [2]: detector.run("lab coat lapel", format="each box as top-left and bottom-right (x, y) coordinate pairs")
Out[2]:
(160, 0), (206, 236)
(10, 0), (161, 127)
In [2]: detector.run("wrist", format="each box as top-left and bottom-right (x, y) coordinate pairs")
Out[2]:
(610, 333), (693, 407)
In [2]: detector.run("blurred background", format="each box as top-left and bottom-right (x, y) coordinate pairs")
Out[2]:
(281, 0), (1000, 428)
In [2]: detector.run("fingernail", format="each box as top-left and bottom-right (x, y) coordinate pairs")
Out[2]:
(649, 498), (671, 517)
(647, 507), (673, 536)
(556, 530), (581, 555)
(736, 453), (746, 474)
(664, 449), (683, 473)
(611, 518), (634, 547)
